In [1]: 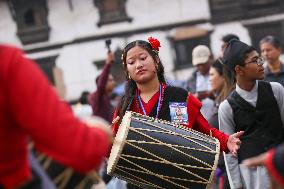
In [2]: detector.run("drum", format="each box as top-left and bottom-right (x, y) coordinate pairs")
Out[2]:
(107, 111), (220, 189)
(30, 146), (100, 189)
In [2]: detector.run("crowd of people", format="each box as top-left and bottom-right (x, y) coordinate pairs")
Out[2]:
(1, 33), (284, 189)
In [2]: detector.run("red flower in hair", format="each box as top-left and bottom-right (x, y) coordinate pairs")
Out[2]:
(148, 37), (161, 52)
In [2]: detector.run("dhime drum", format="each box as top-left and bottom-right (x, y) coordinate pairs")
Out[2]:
(107, 111), (220, 189)
(31, 147), (99, 189)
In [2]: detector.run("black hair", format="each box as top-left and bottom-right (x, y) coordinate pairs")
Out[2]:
(238, 47), (256, 67)
(211, 59), (224, 76)
(259, 35), (281, 49)
(79, 91), (90, 105)
(222, 34), (240, 43)
(117, 40), (166, 123)
(223, 39), (256, 72)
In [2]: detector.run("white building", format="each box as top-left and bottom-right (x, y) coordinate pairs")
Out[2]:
(1, 0), (284, 100)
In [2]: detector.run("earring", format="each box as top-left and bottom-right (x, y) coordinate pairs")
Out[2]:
(128, 75), (131, 80)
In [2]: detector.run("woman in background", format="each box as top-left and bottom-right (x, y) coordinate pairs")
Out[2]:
(208, 59), (235, 189)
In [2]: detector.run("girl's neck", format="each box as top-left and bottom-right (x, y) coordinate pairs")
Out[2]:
(137, 77), (160, 102)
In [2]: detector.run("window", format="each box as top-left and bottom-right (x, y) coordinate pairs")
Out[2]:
(94, 0), (132, 27)
(35, 56), (58, 85)
(171, 28), (210, 70)
(24, 9), (35, 26)
(35, 56), (66, 98)
(209, 0), (284, 23)
(246, 21), (284, 51)
(8, 0), (50, 45)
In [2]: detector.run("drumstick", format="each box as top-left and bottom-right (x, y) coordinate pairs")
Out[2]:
(112, 116), (120, 125)
(105, 39), (112, 53)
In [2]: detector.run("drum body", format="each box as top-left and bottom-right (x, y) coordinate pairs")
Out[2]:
(32, 149), (99, 189)
(107, 111), (220, 189)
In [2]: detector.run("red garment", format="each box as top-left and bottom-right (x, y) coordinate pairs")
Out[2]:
(88, 63), (113, 123)
(112, 86), (229, 152)
(265, 147), (284, 185)
(0, 45), (110, 189)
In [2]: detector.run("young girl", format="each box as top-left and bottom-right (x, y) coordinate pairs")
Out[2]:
(112, 37), (243, 155)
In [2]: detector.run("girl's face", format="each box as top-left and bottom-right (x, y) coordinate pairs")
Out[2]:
(125, 46), (158, 84)
(209, 67), (224, 93)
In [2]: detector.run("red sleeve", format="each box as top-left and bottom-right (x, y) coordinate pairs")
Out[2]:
(5, 46), (110, 173)
(95, 63), (111, 100)
(186, 93), (229, 152)
(265, 148), (284, 185)
(89, 63), (111, 111)
(192, 112), (229, 152)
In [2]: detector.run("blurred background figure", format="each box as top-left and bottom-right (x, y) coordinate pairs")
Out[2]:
(110, 92), (121, 108)
(89, 49), (116, 123)
(88, 40), (118, 187)
(208, 59), (231, 189)
(187, 45), (215, 120)
(72, 91), (93, 119)
(260, 35), (284, 86)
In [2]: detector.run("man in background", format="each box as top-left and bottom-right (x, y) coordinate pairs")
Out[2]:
(187, 45), (214, 120)
(260, 35), (284, 86)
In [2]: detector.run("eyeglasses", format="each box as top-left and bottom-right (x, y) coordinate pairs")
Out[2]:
(245, 57), (264, 66)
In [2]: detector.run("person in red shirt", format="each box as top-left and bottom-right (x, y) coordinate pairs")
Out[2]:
(113, 37), (243, 154)
(0, 45), (112, 189)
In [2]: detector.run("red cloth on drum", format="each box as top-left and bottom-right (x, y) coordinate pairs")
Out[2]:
(112, 87), (229, 152)
(0, 45), (110, 189)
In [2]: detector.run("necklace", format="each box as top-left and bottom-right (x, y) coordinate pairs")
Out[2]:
(137, 83), (163, 119)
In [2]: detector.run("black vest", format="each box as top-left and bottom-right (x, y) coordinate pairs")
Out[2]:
(227, 81), (284, 161)
(148, 86), (188, 122)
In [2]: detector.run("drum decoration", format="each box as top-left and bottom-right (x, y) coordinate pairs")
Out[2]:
(107, 111), (220, 189)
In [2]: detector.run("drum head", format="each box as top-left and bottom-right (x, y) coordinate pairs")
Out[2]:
(107, 111), (132, 175)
